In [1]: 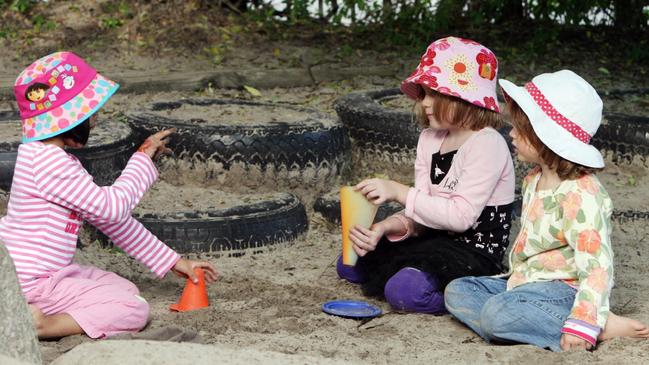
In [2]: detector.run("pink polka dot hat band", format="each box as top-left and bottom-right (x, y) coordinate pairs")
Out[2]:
(400, 36), (500, 113)
(499, 70), (605, 168)
(14, 51), (119, 142)
(524, 82), (591, 143)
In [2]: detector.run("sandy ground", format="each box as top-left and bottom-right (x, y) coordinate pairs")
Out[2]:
(2, 80), (649, 364)
(35, 212), (649, 364)
(144, 101), (322, 126)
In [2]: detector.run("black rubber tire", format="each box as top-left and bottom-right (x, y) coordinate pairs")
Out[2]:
(0, 114), (139, 190)
(126, 98), (351, 180)
(69, 127), (140, 186)
(313, 191), (404, 225)
(0, 111), (20, 191)
(334, 89), (649, 157)
(594, 113), (649, 161)
(333, 88), (420, 154)
(89, 192), (308, 255)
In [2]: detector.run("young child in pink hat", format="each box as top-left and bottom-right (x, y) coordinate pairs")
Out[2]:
(445, 70), (649, 351)
(337, 36), (515, 314)
(1, 52), (218, 339)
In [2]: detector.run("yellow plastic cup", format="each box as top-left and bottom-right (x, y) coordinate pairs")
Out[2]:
(340, 186), (378, 266)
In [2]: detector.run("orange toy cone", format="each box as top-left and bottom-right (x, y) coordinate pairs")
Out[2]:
(170, 268), (209, 312)
(340, 186), (378, 266)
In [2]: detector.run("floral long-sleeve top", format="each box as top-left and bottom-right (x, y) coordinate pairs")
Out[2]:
(505, 167), (614, 346)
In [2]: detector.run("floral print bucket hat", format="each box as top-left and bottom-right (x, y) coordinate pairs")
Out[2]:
(14, 51), (119, 142)
(400, 36), (500, 113)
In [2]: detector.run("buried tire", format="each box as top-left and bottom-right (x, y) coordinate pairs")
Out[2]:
(0, 113), (138, 190)
(313, 189), (404, 225)
(126, 98), (351, 188)
(334, 89), (649, 157)
(90, 192), (308, 255)
(333, 88), (420, 155)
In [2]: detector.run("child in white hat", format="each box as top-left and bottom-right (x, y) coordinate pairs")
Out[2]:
(445, 70), (649, 351)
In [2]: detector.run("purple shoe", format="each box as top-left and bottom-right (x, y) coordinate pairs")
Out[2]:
(384, 267), (446, 314)
(336, 256), (365, 284)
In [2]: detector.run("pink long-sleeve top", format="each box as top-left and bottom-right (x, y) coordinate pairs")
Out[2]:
(389, 127), (515, 243)
(0, 141), (180, 293)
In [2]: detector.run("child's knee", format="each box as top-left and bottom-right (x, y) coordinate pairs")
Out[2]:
(479, 296), (515, 339)
(444, 277), (474, 311)
(384, 267), (444, 313)
(128, 294), (150, 330)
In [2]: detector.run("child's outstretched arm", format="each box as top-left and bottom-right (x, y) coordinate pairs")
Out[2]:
(560, 180), (614, 350)
(90, 215), (181, 277)
(33, 130), (173, 224)
(33, 147), (157, 224)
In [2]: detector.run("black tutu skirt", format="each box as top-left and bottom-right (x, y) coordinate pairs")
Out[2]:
(356, 229), (505, 298)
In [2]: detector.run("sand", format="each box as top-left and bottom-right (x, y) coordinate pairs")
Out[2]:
(2, 80), (649, 364)
(135, 179), (282, 214)
(40, 213), (648, 365)
(144, 101), (319, 126)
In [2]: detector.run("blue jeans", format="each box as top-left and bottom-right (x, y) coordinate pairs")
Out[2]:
(444, 276), (577, 352)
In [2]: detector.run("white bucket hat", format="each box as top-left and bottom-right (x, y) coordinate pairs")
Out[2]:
(499, 70), (604, 168)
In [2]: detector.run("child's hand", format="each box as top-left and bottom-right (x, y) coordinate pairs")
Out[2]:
(138, 128), (176, 160)
(560, 333), (593, 351)
(355, 178), (409, 205)
(349, 223), (385, 257)
(355, 178), (395, 205)
(171, 258), (219, 284)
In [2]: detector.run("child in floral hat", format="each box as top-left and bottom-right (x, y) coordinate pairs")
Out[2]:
(1, 52), (218, 339)
(336, 37), (515, 314)
(445, 70), (649, 351)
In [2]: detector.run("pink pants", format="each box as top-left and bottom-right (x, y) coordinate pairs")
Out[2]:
(25, 264), (149, 339)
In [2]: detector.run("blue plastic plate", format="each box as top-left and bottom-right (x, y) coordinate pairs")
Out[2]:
(322, 300), (382, 319)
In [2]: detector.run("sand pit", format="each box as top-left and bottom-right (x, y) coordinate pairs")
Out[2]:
(135, 179), (281, 214)
(42, 214), (648, 365)
(145, 101), (325, 126)
(2, 81), (648, 364)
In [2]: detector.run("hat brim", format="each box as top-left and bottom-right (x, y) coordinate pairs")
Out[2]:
(499, 79), (604, 168)
(400, 81), (422, 101)
(22, 74), (119, 143)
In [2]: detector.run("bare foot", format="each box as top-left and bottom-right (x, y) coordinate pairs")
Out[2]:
(29, 304), (44, 330)
(28, 304), (84, 339)
(599, 312), (649, 341)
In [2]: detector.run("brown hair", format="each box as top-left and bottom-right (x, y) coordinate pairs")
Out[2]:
(413, 87), (502, 131)
(506, 100), (602, 180)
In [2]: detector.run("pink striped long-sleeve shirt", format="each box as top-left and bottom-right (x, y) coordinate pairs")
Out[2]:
(0, 141), (180, 293)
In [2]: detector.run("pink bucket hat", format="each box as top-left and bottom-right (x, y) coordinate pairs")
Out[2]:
(14, 51), (119, 143)
(401, 36), (500, 113)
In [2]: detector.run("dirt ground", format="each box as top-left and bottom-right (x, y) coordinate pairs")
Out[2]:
(26, 81), (649, 365)
(38, 215), (649, 364)
(2, 1), (649, 364)
(2, 78), (649, 364)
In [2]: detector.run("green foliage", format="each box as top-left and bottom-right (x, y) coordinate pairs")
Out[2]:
(99, 0), (133, 29)
(31, 14), (56, 32)
(101, 16), (123, 29)
(10, 0), (36, 13)
(627, 39), (649, 63)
